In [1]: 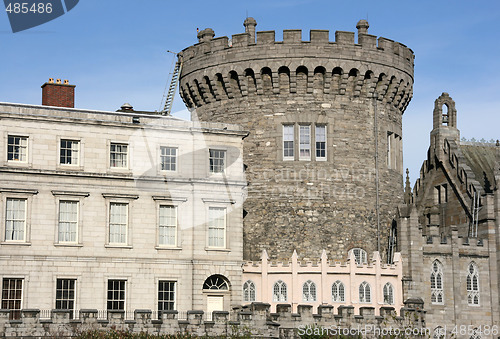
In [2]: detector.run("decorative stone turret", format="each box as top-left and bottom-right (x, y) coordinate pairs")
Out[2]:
(179, 18), (414, 260)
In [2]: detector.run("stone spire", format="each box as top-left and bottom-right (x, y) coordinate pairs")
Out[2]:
(404, 168), (412, 204)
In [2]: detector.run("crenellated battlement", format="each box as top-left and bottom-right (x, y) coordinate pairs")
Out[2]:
(179, 18), (414, 112)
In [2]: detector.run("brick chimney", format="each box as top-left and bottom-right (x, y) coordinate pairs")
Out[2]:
(41, 78), (75, 108)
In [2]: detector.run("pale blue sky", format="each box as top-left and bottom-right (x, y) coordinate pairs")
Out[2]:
(1, 0), (499, 185)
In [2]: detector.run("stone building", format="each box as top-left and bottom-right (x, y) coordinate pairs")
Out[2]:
(397, 93), (500, 334)
(0, 80), (248, 319)
(179, 18), (414, 262)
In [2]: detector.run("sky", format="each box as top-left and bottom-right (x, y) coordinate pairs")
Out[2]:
(1, 0), (499, 185)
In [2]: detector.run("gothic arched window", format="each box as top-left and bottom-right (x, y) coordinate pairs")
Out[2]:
(331, 280), (345, 302)
(383, 282), (394, 305)
(273, 280), (287, 302)
(302, 280), (316, 302)
(430, 260), (444, 304)
(467, 262), (480, 305)
(243, 280), (256, 302)
(349, 248), (368, 264)
(359, 281), (371, 303)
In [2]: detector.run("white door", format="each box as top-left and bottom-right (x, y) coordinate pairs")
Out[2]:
(206, 296), (224, 320)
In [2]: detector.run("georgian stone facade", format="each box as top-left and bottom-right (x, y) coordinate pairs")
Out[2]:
(0, 100), (247, 318)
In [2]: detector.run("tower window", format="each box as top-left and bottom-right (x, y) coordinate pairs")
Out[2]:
(283, 125), (294, 160)
(299, 125), (311, 160)
(431, 260), (444, 304)
(315, 125), (326, 160)
(467, 262), (480, 306)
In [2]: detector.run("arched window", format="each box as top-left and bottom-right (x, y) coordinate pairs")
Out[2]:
(430, 260), (444, 304)
(383, 282), (394, 305)
(243, 280), (256, 302)
(467, 262), (480, 305)
(203, 275), (229, 290)
(273, 280), (287, 302)
(302, 280), (316, 302)
(349, 248), (368, 264)
(331, 280), (345, 302)
(359, 281), (371, 303)
(432, 326), (445, 339)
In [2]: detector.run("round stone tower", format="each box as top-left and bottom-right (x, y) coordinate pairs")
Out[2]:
(179, 19), (414, 261)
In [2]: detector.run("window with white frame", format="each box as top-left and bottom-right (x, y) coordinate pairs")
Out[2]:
(107, 280), (125, 310)
(299, 125), (311, 159)
(359, 281), (371, 303)
(160, 147), (177, 171)
(109, 203), (128, 244)
(7, 136), (28, 162)
(332, 280), (345, 302)
(159, 205), (177, 246)
(1, 278), (23, 320)
(243, 280), (256, 302)
(58, 201), (78, 243)
(60, 140), (80, 165)
(431, 260), (444, 304)
(5, 198), (26, 241)
(302, 280), (317, 302)
(55, 279), (76, 317)
(315, 125), (326, 160)
(273, 280), (287, 302)
(208, 207), (226, 248)
(383, 282), (394, 304)
(209, 149), (225, 173)
(349, 248), (368, 265)
(110, 143), (128, 168)
(283, 125), (294, 160)
(158, 280), (175, 314)
(467, 262), (480, 306)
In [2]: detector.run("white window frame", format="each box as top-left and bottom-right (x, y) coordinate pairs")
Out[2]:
(349, 248), (368, 265)
(158, 280), (176, 314)
(4, 198), (27, 242)
(160, 146), (177, 172)
(383, 282), (394, 305)
(467, 262), (480, 306)
(431, 260), (444, 304)
(107, 279), (126, 311)
(299, 125), (311, 160)
(59, 139), (80, 166)
(209, 149), (226, 174)
(57, 200), (79, 244)
(55, 278), (76, 317)
(110, 142), (128, 169)
(108, 202), (129, 245)
(207, 207), (226, 248)
(315, 125), (327, 161)
(7, 135), (28, 163)
(272, 280), (287, 302)
(1, 278), (23, 320)
(359, 281), (371, 303)
(332, 280), (345, 302)
(302, 280), (317, 302)
(158, 205), (177, 247)
(243, 280), (256, 302)
(282, 125), (294, 161)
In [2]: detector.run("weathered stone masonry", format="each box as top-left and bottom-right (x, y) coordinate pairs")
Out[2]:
(179, 19), (414, 261)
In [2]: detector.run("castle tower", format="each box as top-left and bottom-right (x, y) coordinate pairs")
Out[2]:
(179, 19), (414, 260)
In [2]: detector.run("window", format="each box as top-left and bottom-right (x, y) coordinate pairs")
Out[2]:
(208, 207), (225, 248)
(60, 140), (80, 165)
(467, 262), (480, 305)
(159, 205), (177, 246)
(209, 149), (225, 173)
(107, 280), (125, 310)
(1, 278), (23, 320)
(7, 136), (27, 162)
(359, 281), (371, 303)
(387, 133), (392, 168)
(110, 143), (128, 168)
(299, 125), (311, 159)
(349, 248), (368, 265)
(58, 201), (78, 243)
(315, 125), (326, 160)
(109, 203), (128, 244)
(55, 279), (76, 317)
(283, 125), (294, 160)
(5, 198), (26, 241)
(302, 280), (316, 302)
(203, 275), (229, 290)
(273, 280), (287, 302)
(383, 282), (394, 304)
(160, 147), (177, 171)
(158, 281), (175, 315)
(332, 280), (345, 302)
(431, 260), (444, 304)
(243, 280), (256, 302)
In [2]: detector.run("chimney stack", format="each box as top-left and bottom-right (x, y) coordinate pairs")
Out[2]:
(41, 78), (75, 108)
